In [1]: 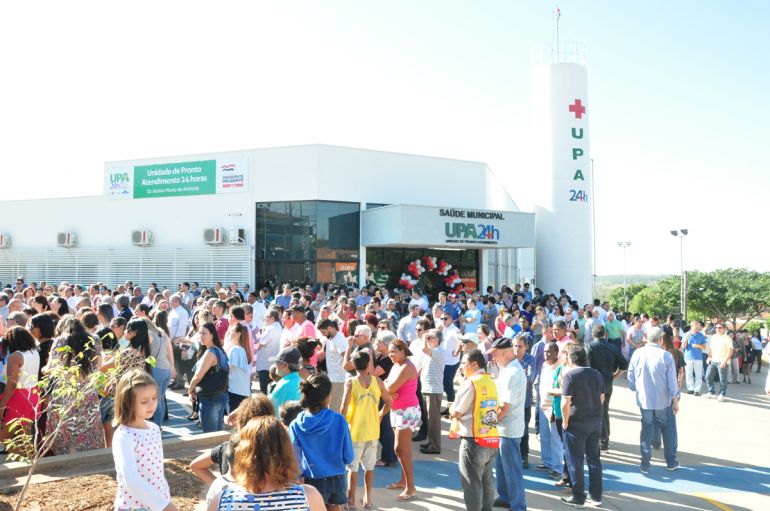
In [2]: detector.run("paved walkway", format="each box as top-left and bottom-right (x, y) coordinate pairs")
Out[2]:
(339, 375), (770, 511)
(164, 374), (770, 510)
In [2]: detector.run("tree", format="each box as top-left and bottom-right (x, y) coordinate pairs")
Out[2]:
(3, 342), (154, 511)
(686, 269), (770, 329)
(608, 283), (648, 311)
(628, 286), (677, 318)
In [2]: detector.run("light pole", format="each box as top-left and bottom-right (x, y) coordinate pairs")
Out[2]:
(670, 229), (689, 321)
(617, 241), (631, 311)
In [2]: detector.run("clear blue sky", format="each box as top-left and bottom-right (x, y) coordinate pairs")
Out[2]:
(0, 0), (767, 275)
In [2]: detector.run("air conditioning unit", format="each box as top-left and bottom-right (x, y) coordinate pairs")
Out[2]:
(229, 228), (246, 245)
(203, 228), (224, 245)
(131, 229), (153, 246)
(57, 232), (77, 248)
(0, 233), (11, 248)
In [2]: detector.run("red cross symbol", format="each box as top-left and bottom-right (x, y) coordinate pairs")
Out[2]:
(569, 99), (586, 119)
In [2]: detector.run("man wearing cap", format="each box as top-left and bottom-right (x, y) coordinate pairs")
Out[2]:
(396, 303), (421, 343)
(457, 332), (480, 355)
(269, 347), (303, 416)
(450, 349), (499, 511)
(488, 337), (527, 511)
(292, 305), (317, 340)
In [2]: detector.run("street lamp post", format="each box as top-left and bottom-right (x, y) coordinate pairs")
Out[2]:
(617, 241), (631, 311)
(670, 229), (689, 321)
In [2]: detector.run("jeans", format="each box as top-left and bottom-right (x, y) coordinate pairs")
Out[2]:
(198, 392), (228, 433)
(684, 359), (703, 393)
(459, 438), (497, 511)
(256, 369), (271, 394)
(608, 338), (622, 352)
(150, 367), (171, 426)
(601, 382), (613, 446)
(443, 362), (460, 403)
(651, 410), (678, 451)
(378, 409), (397, 464)
(520, 404), (531, 461)
(537, 407), (563, 472)
(640, 406), (677, 469)
(496, 436), (527, 511)
(564, 419), (602, 503)
(706, 361), (729, 396)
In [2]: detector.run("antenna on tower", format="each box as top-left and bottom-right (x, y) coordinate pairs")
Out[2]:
(553, 5), (562, 63)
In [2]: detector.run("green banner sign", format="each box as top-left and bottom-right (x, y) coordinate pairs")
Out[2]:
(133, 160), (216, 199)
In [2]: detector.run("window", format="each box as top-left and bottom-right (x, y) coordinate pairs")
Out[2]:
(256, 201), (360, 285)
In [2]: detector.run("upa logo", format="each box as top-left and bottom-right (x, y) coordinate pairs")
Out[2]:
(110, 172), (130, 184)
(445, 223), (500, 241)
(108, 170), (131, 197)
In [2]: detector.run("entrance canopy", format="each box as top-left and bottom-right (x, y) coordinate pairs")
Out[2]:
(361, 204), (535, 249)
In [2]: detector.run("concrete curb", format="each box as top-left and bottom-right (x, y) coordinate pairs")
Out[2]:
(0, 431), (229, 491)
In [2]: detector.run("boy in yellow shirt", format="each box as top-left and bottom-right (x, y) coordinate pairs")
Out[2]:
(341, 351), (392, 509)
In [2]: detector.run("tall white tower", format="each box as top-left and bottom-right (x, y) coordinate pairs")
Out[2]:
(531, 37), (593, 303)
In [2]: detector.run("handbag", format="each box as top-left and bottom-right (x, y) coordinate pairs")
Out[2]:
(195, 347), (229, 397)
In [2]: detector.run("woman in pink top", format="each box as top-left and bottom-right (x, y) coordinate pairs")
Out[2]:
(384, 339), (420, 502)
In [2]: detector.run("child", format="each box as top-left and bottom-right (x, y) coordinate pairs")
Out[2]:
(341, 351), (392, 510)
(192, 395), (276, 507)
(279, 400), (303, 428)
(289, 374), (354, 511)
(112, 369), (177, 511)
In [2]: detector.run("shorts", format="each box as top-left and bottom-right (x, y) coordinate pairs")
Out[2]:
(348, 440), (378, 472)
(304, 474), (347, 505)
(100, 396), (115, 424)
(390, 406), (422, 431)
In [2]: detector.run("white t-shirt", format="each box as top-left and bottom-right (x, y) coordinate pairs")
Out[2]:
(443, 324), (461, 365)
(323, 331), (349, 383)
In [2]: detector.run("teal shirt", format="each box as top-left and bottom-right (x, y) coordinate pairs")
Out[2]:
(605, 320), (623, 340)
(270, 371), (302, 417)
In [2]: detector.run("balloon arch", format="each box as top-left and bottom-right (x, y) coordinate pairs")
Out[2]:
(398, 256), (464, 294)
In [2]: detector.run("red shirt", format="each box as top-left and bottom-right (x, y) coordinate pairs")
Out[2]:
(215, 317), (229, 340)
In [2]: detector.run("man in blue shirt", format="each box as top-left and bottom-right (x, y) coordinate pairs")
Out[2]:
(682, 320), (707, 396)
(514, 334), (535, 469)
(274, 284), (293, 310)
(628, 327), (680, 474)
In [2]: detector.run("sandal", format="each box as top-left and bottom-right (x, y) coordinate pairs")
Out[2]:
(386, 483), (405, 490)
(187, 414), (199, 421)
(375, 460), (393, 467)
(395, 494), (418, 502)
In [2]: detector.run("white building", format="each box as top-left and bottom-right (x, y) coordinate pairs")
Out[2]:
(0, 144), (536, 296)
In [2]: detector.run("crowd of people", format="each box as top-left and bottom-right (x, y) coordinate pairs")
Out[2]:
(1, 276), (769, 510)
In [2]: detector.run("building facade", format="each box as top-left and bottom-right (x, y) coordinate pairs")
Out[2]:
(0, 145), (536, 296)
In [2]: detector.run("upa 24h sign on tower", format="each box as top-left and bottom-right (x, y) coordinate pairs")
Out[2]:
(568, 98), (588, 204)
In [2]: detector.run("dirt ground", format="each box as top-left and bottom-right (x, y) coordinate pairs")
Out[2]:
(0, 459), (203, 511)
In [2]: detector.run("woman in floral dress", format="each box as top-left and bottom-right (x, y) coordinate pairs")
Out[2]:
(44, 315), (103, 455)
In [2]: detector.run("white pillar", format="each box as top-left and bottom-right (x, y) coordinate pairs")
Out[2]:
(531, 58), (593, 303)
(358, 202), (367, 288)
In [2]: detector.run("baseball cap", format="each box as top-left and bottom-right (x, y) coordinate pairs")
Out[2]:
(269, 347), (302, 365)
(291, 305), (306, 314)
(489, 337), (513, 350)
(459, 333), (479, 344)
